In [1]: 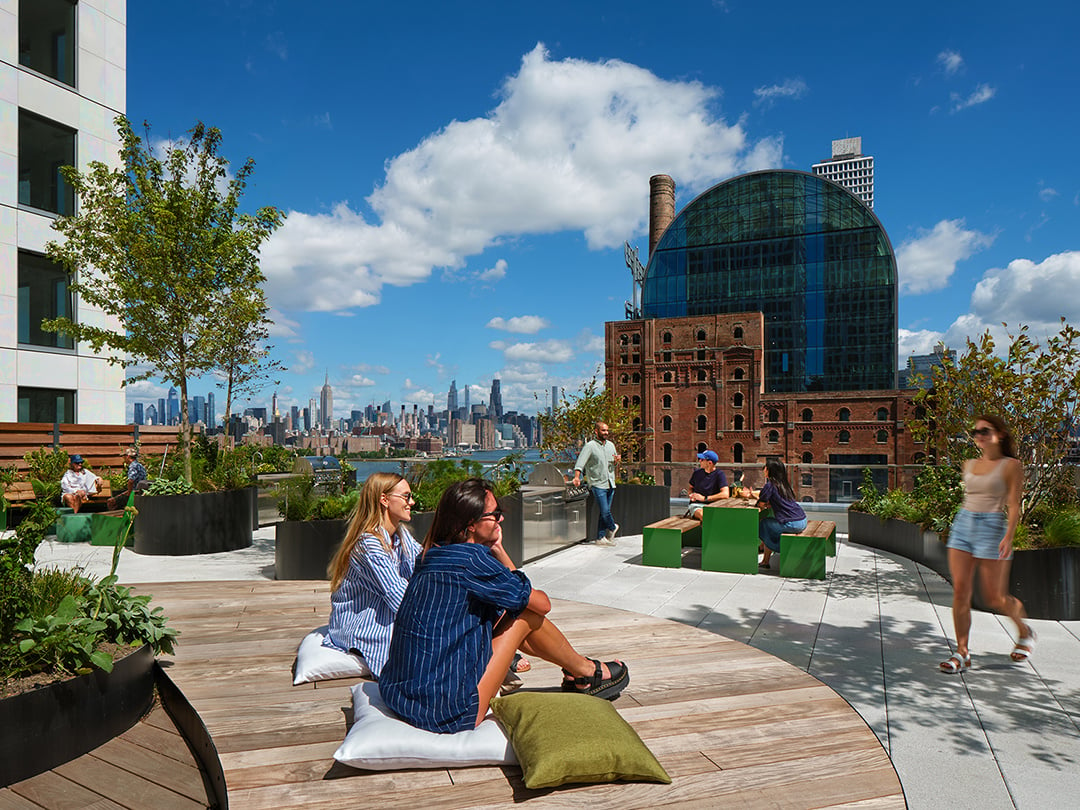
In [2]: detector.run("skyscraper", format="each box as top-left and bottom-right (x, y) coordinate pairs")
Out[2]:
(167, 387), (179, 425)
(146, 403), (158, 425)
(320, 372), (333, 430)
(308, 397), (318, 430)
(448, 380), (458, 412)
(811, 137), (875, 209)
(133, 402), (143, 425)
(463, 385), (470, 413)
(193, 395), (205, 425)
(157, 398), (166, 425)
(551, 386), (559, 415)
(489, 378), (503, 423)
(207, 392), (216, 429)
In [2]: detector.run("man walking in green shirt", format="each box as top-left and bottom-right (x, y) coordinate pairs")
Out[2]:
(573, 421), (620, 546)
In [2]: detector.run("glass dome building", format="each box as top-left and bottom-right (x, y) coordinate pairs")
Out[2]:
(642, 170), (897, 392)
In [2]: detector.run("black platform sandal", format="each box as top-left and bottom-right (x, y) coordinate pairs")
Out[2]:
(560, 659), (630, 700)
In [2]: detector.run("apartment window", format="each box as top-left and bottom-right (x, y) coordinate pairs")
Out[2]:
(631, 333), (640, 344)
(633, 417), (641, 431)
(663, 372), (672, 383)
(631, 395), (640, 407)
(661, 331), (672, 343)
(802, 452), (813, 464)
(622, 396), (629, 408)
(19, 111), (76, 215)
(696, 329), (706, 341)
(19, 0), (77, 87)
(620, 374), (629, 384)
(802, 430), (812, 443)
(733, 368), (745, 380)
(767, 409), (780, 423)
(697, 394), (707, 408)
(838, 408), (851, 422)
(877, 430), (889, 443)
(18, 386), (75, 423)
(662, 416), (672, 431)
(663, 351), (672, 362)
(733, 393), (744, 408)
(801, 473), (812, 486)
(733, 443), (744, 463)
(877, 407), (889, 421)
(696, 370), (706, 382)
(631, 373), (640, 384)
(663, 443), (672, 462)
(697, 350), (706, 361)
(801, 408), (813, 421)
(733, 414), (744, 430)
(18, 251), (73, 349)
(697, 415), (707, 431)
(662, 395), (672, 408)
(733, 326), (744, 339)
(838, 430), (850, 444)
(631, 353), (640, 363)
(767, 430), (779, 444)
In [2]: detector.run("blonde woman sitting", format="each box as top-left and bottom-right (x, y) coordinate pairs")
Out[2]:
(323, 473), (422, 678)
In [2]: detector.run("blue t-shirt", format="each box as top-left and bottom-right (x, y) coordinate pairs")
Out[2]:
(758, 481), (807, 524)
(689, 468), (728, 497)
(379, 543), (532, 733)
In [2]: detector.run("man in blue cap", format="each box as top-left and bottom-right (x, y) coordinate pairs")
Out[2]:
(60, 454), (103, 513)
(686, 449), (729, 520)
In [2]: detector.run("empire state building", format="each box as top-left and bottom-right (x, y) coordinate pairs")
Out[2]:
(320, 372), (333, 430)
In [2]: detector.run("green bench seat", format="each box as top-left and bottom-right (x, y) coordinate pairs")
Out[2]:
(642, 517), (701, 568)
(779, 520), (837, 580)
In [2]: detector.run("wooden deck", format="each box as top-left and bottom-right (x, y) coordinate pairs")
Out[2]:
(6, 580), (906, 808)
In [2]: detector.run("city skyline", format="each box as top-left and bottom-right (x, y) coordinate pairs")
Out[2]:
(121, 1), (1080, 423)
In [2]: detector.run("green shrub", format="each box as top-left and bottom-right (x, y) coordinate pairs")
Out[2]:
(1043, 510), (1080, 548)
(24, 447), (69, 485)
(144, 477), (198, 496)
(277, 476), (358, 521)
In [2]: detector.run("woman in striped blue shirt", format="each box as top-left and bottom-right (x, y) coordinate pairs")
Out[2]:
(379, 478), (629, 734)
(323, 472), (422, 677)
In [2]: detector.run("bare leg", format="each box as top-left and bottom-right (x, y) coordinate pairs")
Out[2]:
(475, 608), (618, 727)
(977, 558), (1030, 641)
(947, 548), (976, 657)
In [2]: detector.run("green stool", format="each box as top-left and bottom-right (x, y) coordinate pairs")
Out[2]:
(701, 506), (759, 573)
(779, 534), (827, 580)
(56, 512), (93, 544)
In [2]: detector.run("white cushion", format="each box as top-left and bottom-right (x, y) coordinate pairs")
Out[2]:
(293, 626), (371, 685)
(333, 681), (516, 770)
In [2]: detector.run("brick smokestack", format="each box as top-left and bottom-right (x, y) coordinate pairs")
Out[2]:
(649, 174), (676, 258)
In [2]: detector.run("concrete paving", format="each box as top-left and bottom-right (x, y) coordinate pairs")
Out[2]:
(31, 527), (1080, 809)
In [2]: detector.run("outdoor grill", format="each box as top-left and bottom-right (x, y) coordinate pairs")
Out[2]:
(293, 456), (342, 494)
(516, 462), (589, 559)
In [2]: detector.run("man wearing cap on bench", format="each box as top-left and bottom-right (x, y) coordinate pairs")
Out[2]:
(686, 450), (729, 520)
(60, 454), (104, 514)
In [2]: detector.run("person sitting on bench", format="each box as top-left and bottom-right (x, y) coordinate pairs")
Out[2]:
(756, 459), (807, 568)
(685, 450), (729, 519)
(60, 454), (103, 514)
(107, 447), (149, 509)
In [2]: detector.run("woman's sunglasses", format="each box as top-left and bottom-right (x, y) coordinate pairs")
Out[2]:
(477, 509), (504, 522)
(971, 427), (993, 437)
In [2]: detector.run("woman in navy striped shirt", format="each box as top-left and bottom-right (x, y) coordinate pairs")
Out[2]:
(379, 478), (629, 733)
(323, 473), (422, 677)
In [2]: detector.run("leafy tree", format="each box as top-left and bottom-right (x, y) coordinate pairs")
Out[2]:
(214, 283), (284, 430)
(43, 116), (284, 480)
(537, 375), (641, 474)
(910, 319), (1080, 520)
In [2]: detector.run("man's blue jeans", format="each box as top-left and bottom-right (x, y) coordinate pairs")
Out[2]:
(591, 486), (616, 540)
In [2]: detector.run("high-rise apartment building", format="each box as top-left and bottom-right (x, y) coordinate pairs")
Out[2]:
(319, 372), (333, 430)
(489, 378), (502, 423)
(811, 137), (874, 209)
(133, 402), (143, 425)
(167, 387), (179, 425)
(3, 1), (128, 422)
(207, 391), (216, 429)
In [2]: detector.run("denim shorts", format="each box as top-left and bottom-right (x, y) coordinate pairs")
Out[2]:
(947, 509), (1009, 560)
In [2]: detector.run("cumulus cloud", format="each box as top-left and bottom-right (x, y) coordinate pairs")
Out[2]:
(476, 259), (507, 283)
(290, 349), (316, 374)
(950, 83), (996, 112)
(895, 219), (994, 294)
(490, 339), (575, 364)
(486, 315), (550, 334)
(267, 308), (301, 340)
(1038, 185), (1059, 202)
(576, 329), (605, 353)
(937, 50), (963, 75)
(898, 328), (946, 358)
(260, 43), (781, 312)
(752, 78), (808, 107)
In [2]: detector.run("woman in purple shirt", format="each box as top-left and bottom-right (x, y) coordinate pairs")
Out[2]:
(755, 459), (807, 569)
(379, 478), (629, 733)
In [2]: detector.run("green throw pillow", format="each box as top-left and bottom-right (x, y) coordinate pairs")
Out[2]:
(489, 691), (671, 790)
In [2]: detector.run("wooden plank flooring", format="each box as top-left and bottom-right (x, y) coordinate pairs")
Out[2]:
(5, 580), (905, 809)
(1, 700), (211, 809)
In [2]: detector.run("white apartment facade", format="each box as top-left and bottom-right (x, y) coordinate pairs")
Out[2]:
(811, 136), (874, 209)
(0, 0), (127, 423)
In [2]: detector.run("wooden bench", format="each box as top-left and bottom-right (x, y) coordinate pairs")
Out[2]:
(779, 520), (838, 580)
(642, 516), (702, 567)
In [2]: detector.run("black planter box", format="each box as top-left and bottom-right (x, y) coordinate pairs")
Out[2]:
(0, 644), (154, 787)
(275, 519), (348, 580)
(847, 508), (1080, 620)
(134, 489), (253, 555)
(585, 484), (670, 539)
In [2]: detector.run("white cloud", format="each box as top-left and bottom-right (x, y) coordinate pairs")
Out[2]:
(486, 315), (550, 334)
(290, 349), (316, 373)
(491, 339), (575, 364)
(950, 83), (996, 113)
(476, 259), (507, 282)
(1038, 186), (1059, 202)
(576, 329), (605, 353)
(352, 362), (390, 375)
(752, 78), (808, 108)
(349, 375), (376, 387)
(937, 50), (963, 76)
(898, 328), (946, 358)
(260, 43), (781, 313)
(267, 308), (301, 340)
(895, 219), (994, 294)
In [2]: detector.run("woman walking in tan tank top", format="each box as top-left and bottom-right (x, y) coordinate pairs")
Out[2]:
(940, 414), (1035, 673)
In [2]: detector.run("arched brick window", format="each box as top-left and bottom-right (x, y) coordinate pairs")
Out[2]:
(733, 414), (744, 430)
(662, 394), (672, 408)
(802, 430), (812, 443)
(734, 368), (745, 380)
(733, 393), (744, 408)
(801, 408), (813, 421)
(662, 415), (672, 431)
(839, 408), (851, 422)
(697, 394), (707, 407)
(838, 430), (850, 443)
(767, 430), (779, 444)
(697, 415), (707, 431)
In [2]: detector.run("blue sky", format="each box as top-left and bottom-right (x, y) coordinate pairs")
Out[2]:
(123, 0), (1080, 422)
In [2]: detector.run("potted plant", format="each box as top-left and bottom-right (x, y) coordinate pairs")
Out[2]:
(134, 438), (256, 556)
(0, 510), (176, 786)
(274, 476), (360, 580)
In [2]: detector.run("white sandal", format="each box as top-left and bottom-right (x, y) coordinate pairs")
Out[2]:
(1011, 629), (1036, 662)
(939, 652), (971, 673)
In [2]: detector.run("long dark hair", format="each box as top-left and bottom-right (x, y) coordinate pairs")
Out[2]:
(975, 414), (1018, 459)
(765, 459), (796, 501)
(424, 478), (493, 551)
